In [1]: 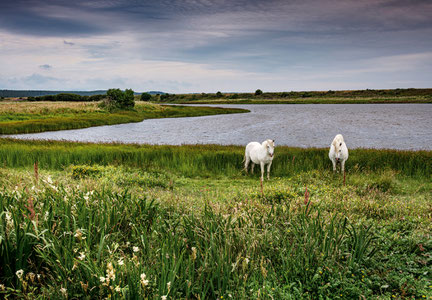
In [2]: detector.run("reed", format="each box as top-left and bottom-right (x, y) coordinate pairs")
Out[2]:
(0, 139), (430, 177)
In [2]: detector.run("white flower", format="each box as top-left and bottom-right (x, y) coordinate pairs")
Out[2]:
(60, 287), (67, 296)
(140, 273), (149, 286)
(78, 252), (85, 261)
(133, 246), (139, 253)
(0, 284), (5, 291)
(118, 259), (124, 266)
(161, 296), (167, 300)
(16, 269), (24, 279)
(167, 281), (171, 290)
(99, 276), (106, 283)
(115, 286), (121, 292)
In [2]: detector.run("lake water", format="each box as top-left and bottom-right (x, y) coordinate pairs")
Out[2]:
(5, 104), (432, 150)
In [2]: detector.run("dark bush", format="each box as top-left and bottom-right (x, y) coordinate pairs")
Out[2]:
(140, 93), (152, 101)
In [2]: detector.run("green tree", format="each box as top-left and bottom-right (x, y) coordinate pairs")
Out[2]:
(106, 88), (135, 109)
(140, 92), (152, 101)
(216, 91), (223, 98)
(255, 89), (263, 96)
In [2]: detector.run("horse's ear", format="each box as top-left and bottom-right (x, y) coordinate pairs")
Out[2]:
(272, 139), (275, 143)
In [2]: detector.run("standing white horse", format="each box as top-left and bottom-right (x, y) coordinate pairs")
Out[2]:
(329, 134), (349, 173)
(244, 139), (275, 180)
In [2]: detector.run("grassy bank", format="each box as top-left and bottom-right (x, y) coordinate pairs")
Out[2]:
(0, 140), (431, 299)
(0, 101), (248, 134)
(147, 88), (432, 104)
(173, 96), (432, 105)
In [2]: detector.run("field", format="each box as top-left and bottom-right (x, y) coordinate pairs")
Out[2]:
(0, 139), (431, 299)
(150, 88), (432, 104)
(0, 101), (248, 134)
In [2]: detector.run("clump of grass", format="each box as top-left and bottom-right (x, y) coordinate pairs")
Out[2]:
(71, 164), (105, 178)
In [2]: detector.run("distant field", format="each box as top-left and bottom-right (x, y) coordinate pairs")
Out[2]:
(174, 95), (432, 104)
(0, 101), (248, 134)
(147, 88), (432, 104)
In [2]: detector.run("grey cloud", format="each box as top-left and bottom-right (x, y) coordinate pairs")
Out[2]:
(64, 40), (75, 46)
(39, 64), (52, 70)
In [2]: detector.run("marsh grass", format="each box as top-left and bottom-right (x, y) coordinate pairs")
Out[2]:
(0, 142), (431, 298)
(0, 139), (430, 177)
(0, 101), (248, 134)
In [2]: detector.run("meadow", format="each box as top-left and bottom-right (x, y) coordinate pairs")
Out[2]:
(0, 139), (431, 299)
(0, 101), (248, 134)
(150, 88), (432, 104)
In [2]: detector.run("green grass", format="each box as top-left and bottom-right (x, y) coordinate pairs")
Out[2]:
(0, 141), (431, 299)
(0, 139), (430, 177)
(172, 96), (432, 105)
(0, 102), (248, 134)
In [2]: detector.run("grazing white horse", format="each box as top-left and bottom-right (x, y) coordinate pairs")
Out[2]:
(244, 139), (275, 180)
(329, 134), (349, 173)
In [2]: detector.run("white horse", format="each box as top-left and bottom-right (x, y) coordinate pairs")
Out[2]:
(244, 139), (275, 180)
(329, 134), (349, 173)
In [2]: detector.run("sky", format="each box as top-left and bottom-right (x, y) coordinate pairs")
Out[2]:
(0, 0), (431, 93)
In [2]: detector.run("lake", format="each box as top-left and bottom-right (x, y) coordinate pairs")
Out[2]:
(6, 104), (432, 150)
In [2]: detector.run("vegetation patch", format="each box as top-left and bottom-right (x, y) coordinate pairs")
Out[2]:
(0, 101), (248, 134)
(0, 140), (431, 298)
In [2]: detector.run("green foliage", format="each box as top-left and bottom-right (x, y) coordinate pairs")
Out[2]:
(140, 92), (152, 101)
(27, 93), (105, 102)
(216, 91), (223, 97)
(255, 89), (263, 96)
(71, 165), (105, 178)
(106, 88), (135, 109)
(0, 152), (430, 298)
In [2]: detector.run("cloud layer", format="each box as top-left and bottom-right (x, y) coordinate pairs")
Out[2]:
(0, 0), (431, 92)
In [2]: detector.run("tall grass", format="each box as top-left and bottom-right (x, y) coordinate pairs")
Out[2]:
(0, 185), (378, 298)
(0, 139), (431, 177)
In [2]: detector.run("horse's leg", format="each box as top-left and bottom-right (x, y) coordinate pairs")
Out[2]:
(341, 160), (345, 173)
(267, 161), (272, 180)
(251, 163), (255, 174)
(244, 155), (250, 173)
(260, 161), (265, 181)
(331, 159), (336, 172)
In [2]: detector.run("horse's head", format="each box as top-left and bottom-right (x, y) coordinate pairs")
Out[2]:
(265, 139), (275, 157)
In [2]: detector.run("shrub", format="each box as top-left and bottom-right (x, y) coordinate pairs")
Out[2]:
(106, 88), (135, 109)
(255, 89), (263, 96)
(140, 92), (152, 101)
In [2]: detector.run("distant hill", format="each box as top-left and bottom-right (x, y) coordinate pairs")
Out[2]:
(0, 90), (165, 97)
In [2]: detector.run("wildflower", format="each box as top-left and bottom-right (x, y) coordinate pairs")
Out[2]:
(161, 296), (167, 300)
(16, 269), (24, 280)
(100, 277), (106, 283)
(0, 284), (5, 291)
(140, 273), (149, 287)
(191, 247), (197, 260)
(118, 258), (124, 266)
(27, 272), (36, 283)
(60, 287), (67, 296)
(133, 246), (139, 253)
(167, 281), (171, 290)
(78, 252), (85, 261)
(245, 258), (250, 264)
(74, 229), (86, 241)
(115, 286), (121, 292)
(106, 262), (116, 281)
